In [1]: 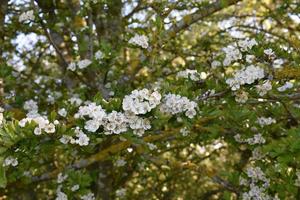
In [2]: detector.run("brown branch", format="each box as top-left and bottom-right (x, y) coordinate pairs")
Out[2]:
(18, 117), (217, 186)
(36, 14), (68, 70)
(166, 0), (242, 37)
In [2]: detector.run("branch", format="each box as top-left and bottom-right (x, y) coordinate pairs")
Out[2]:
(166, 0), (242, 37)
(24, 117), (217, 185)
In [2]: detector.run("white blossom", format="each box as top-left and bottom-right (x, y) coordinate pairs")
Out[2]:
(160, 93), (197, 118)
(277, 81), (293, 92)
(75, 128), (90, 146)
(128, 34), (149, 49)
(57, 173), (68, 183)
(71, 184), (80, 191)
(246, 133), (266, 145)
(176, 69), (201, 81)
(95, 50), (103, 60)
(257, 117), (276, 127)
(77, 59), (92, 69)
(180, 127), (190, 136)
(24, 100), (38, 111)
(211, 60), (221, 69)
(44, 123), (56, 133)
(69, 96), (83, 106)
(3, 156), (18, 167)
(80, 193), (95, 200)
(19, 10), (35, 22)
(256, 80), (272, 96)
(238, 38), (257, 52)
(67, 62), (76, 71)
(122, 89), (161, 115)
(58, 108), (67, 117)
(264, 48), (274, 56)
(222, 45), (242, 66)
(56, 185), (68, 200)
(226, 65), (265, 91)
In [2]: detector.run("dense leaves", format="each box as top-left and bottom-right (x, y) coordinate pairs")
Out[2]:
(1, 0), (300, 199)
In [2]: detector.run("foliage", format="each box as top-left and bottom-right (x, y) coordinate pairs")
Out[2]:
(0, 0), (300, 199)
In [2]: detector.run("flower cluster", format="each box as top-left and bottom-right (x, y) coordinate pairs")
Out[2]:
(59, 127), (90, 146)
(80, 192), (95, 200)
(257, 117), (276, 127)
(56, 185), (68, 200)
(19, 113), (56, 135)
(69, 95), (83, 106)
(277, 81), (293, 92)
(23, 99), (38, 111)
(67, 59), (92, 71)
(160, 93), (197, 118)
(3, 156), (18, 167)
(126, 113), (151, 136)
(128, 34), (149, 49)
(234, 133), (266, 145)
(19, 100), (56, 135)
(226, 65), (265, 91)
(246, 167), (269, 185)
(176, 69), (201, 81)
(256, 80), (272, 96)
(238, 38), (258, 52)
(19, 10), (34, 23)
(122, 89), (161, 115)
(241, 166), (272, 200)
(75, 100), (152, 136)
(103, 111), (128, 135)
(223, 45), (242, 66)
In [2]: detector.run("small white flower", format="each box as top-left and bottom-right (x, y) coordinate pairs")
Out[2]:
(264, 48), (274, 56)
(160, 93), (197, 118)
(59, 135), (72, 144)
(77, 59), (92, 69)
(67, 62), (76, 71)
(57, 173), (68, 183)
(19, 10), (35, 22)
(75, 129), (90, 146)
(277, 81), (293, 92)
(3, 156), (18, 167)
(80, 192), (95, 200)
(180, 127), (190, 136)
(58, 108), (67, 117)
(128, 34), (149, 49)
(256, 80), (272, 96)
(24, 100), (38, 111)
(122, 89), (161, 115)
(34, 127), (42, 135)
(71, 184), (80, 191)
(211, 60), (221, 69)
(257, 117), (276, 127)
(44, 123), (56, 133)
(95, 50), (103, 60)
